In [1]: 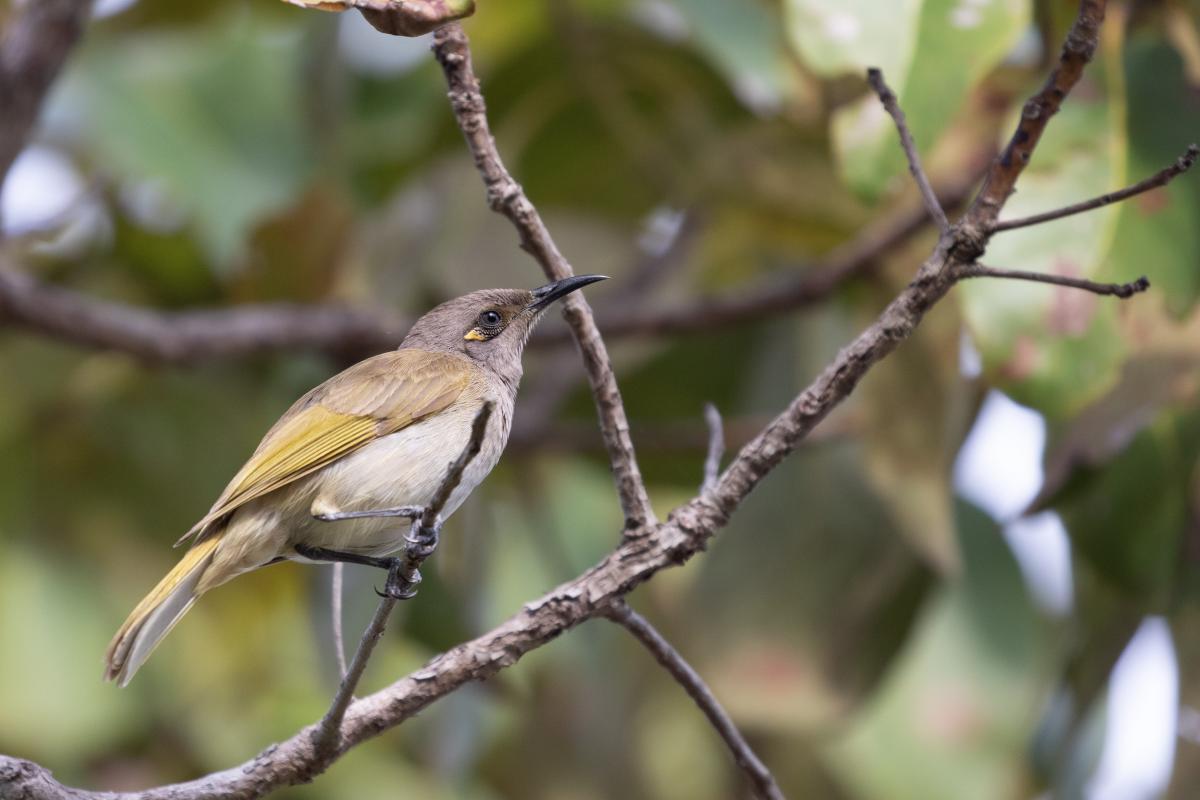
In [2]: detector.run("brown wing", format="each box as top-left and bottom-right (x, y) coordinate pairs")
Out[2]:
(177, 349), (473, 544)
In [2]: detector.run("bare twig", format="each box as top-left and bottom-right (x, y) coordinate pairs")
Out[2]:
(431, 23), (655, 531)
(701, 403), (724, 493)
(602, 600), (783, 800)
(866, 68), (950, 233)
(310, 402), (494, 759)
(965, 0), (1107, 229)
(331, 563), (348, 680)
(956, 263), (1150, 298)
(0, 0), (90, 189)
(992, 143), (1200, 232)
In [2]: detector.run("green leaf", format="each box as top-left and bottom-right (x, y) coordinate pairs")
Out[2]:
(670, 0), (794, 110)
(1107, 34), (1200, 316)
(787, 0), (1028, 199)
(54, 11), (315, 266)
(824, 503), (1048, 800)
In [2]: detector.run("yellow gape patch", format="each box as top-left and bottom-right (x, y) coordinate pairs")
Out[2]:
(464, 329), (487, 341)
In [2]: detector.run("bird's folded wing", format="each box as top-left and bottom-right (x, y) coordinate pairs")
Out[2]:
(177, 349), (473, 545)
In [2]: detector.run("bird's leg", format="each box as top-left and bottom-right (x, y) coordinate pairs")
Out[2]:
(312, 505), (424, 522)
(306, 508), (445, 600)
(293, 543), (398, 572)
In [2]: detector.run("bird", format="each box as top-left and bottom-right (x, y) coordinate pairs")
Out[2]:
(103, 274), (607, 687)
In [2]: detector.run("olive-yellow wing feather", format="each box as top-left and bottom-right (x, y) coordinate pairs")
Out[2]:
(177, 349), (472, 544)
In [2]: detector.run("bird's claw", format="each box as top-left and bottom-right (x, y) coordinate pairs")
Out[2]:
(376, 563), (421, 600)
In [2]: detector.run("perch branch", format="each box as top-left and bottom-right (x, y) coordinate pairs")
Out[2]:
(311, 402), (494, 759)
(866, 68), (950, 233)
(956, 263), (1149, 298)
(991, 143), (1200, 232)
(602, 600), (783, 800)
(431, 23), (655, 530)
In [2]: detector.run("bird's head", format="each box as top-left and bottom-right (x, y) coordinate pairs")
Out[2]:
(400, 275), (607, 383)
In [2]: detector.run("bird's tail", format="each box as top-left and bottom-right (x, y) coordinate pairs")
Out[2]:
(104, 536), (221, 687)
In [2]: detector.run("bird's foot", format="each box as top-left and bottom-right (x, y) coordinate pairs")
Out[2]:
(376, 559), (421, 600)
(404, 513), (442, 559)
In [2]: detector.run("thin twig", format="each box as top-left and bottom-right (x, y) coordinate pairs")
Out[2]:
(956, 263), (1149, 298)
(431, 23), (656, 531)
(992, 143), (1200, 232)
(331, 563), (348, 680)
(866, 68), (950, 233)
(602, 600), (784, 800)
(310, 402), (494, 760)
(701, 403), (724, 494)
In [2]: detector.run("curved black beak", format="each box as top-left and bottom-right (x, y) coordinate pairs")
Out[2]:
(527, 274), (608, 311)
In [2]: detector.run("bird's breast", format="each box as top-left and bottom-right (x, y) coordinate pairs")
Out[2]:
(283, 389), (513, 556)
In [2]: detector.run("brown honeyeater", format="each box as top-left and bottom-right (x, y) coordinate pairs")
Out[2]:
(104, 275), (607, 686)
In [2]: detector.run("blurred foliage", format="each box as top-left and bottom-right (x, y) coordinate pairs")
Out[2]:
(3, 0), (1200, 797)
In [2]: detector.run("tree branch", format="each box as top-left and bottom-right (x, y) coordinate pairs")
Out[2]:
(0, 172), (977, 362)
(431, 23), (655, 530)
(0, 0), (90, 189)
(4, 3), (1159, 799)
(956, 263), (1150, 298)
(311, 402), (494, 759)
(964, 0), (1107, 229)
(0, 262), (402, 362)
(866, 68), (950, 233)
(991, 143), (1199, 232)
(601, 600), (784, 800)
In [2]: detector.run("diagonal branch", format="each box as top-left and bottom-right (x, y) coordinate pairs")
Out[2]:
(311, 402), (494, 760)
(866, 68), (950, 233)
(431, 23), (655, 530)
(601, 600), (784, 800)
(965, 0), (1107, 229)
(991, 143), (1200, 232)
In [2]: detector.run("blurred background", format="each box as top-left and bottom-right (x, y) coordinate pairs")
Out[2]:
(1, 0), (1199, 797)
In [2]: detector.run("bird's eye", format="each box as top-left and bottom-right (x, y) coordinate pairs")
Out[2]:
(479, 310), (503, 328)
